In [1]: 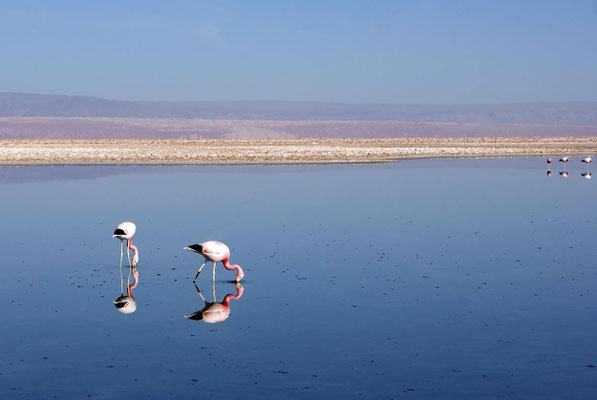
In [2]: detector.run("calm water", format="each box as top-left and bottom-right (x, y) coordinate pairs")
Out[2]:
(1, 158), (596, 399)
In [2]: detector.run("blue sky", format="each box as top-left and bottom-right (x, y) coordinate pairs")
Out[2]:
(1, 0), (596, 104)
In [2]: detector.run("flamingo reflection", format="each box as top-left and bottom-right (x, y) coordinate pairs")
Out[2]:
(546, 157), (553, 177)
(582, 172), (592, 179)
(114, 267), (139, 314)
(186, 282), (244, 324)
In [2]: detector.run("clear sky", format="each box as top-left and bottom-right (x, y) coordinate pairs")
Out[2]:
(1, 0), (596, 104)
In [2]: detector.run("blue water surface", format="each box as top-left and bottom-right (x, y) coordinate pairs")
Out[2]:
(1, 158), (596, 399)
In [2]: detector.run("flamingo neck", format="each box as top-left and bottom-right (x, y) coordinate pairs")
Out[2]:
(223, 256), (244, 281)
(128, 237), (139, 265)
(128, 271), (139, 297)
(222, 285), (244, 306)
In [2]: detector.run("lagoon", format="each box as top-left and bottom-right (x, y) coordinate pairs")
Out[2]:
(1, 158), (596, 399)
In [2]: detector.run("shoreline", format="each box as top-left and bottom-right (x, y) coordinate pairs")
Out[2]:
(1, 137), (596, 165)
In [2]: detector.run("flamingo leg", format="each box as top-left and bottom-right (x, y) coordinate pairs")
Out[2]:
(193, 261), (207, 282)
(126, 265), (132, 289)
(212, 262), (217, 282)
(119, 240), (124, 295)
(126, 239), (132, 268)
(212, 276), (216, 303)
(193, 282), (207, 302)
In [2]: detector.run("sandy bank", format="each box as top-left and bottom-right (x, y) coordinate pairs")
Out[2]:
(1, 137), (596, 165)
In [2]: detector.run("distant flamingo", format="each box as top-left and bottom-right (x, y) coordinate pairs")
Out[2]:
(114, 267), (139, 314)
(186, 282), (244, 323)
(547, 157), (552, 164)
(582, 172), (592, 179)
(582, 157), (592, 163)
(546, 170), (553, 177)
(559, 171), (569, 178)
(184, 241), (244, 282)
(559, 156), (569, 163)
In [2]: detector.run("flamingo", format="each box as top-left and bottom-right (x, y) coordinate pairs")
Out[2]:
(582, 172), (592, 179)
(113, 221), (139, 293)
(546, 170), (553, 177)
(559, 156), (569, 163)
(582, 157), (592, 163)
(559, 171), (569, 178)
(186, 282), (244, 323)
(184, 241), (244, 283)
(547, 157), (552, 164)
(113, 221), (139, 268)
(114, 267), (139, 314)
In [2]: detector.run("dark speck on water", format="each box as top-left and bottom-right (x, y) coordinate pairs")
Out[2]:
(1, 158), (597, 399)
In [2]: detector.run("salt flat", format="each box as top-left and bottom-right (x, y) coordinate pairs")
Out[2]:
(1, 137), (596, 164)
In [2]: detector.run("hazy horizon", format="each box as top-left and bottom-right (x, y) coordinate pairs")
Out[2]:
(5, 90), (597, 106)
(1, 1), (597, 104)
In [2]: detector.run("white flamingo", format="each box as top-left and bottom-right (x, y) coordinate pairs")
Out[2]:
(113, 221), (139, 293)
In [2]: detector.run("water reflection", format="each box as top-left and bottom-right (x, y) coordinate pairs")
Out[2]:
(113, 266), (139, 314)
(582, 172), (592, 179)
(185, 282), (244, 324)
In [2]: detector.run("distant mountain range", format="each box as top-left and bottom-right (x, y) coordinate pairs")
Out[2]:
(1, 92), (597, 125)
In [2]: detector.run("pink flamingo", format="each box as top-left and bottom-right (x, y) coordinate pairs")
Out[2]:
(547, 157), (552, 164)
(185, 283), (244, 323)
(113, 221), (139, 268)
(559, 156), (569, 164)
(582, 157), (592, 163)
(184, 241), (244, 283)
(114, 267), (139, 314)
(559, 171), (569, 178)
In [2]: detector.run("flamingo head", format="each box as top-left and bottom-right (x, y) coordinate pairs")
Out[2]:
(235, 266), (245, 282)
